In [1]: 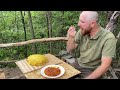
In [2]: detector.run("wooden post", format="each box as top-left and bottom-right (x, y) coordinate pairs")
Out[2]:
(0, 70), (5, 79)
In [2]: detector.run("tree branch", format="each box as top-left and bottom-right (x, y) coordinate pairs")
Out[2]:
(0, 37), (68, 48)
(106, 11), (120, 32)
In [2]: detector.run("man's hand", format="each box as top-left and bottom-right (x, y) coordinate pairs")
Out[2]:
(67, 26), (76, 38)
(66, 26), (78, 53)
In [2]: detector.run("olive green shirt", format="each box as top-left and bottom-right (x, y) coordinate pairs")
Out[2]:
(75, 26), (116, 69)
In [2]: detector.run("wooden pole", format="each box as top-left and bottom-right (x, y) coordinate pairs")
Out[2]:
(0, 37), (68, 48)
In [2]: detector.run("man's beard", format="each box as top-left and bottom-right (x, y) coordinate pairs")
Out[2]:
(81, 27), (92, 36)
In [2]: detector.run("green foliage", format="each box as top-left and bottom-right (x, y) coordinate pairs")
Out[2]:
(98, 11), (108, 27)
(0, 11), (120, 68)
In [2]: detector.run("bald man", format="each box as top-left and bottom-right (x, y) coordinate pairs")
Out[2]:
(67, 11), (116, 79)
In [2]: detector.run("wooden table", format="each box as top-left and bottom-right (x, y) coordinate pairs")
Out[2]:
(15, 53), (81, 79)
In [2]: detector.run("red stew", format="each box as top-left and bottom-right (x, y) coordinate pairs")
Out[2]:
(44, 67), (61, 76)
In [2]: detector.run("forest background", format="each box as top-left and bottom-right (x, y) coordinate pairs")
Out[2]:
(0, 11), (120, 68)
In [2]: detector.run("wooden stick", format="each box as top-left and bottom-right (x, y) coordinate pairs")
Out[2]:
(0, 60), (18, 64)
(0, 37), (68, 48)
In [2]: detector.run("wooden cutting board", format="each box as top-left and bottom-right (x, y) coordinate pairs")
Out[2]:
(24, 61), (81, 79)
(15, 54), (64, 74)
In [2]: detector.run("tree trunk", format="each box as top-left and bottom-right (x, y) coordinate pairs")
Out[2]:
(1, 11), (6, 30)
(15, 11), (19, 32)
(15, 11), (20, 59)
(60, 11), (65, 50)
(106, 11), (120, 33)
(20, 11), (27, 58)
(46, 11), (52, 38)
(46, 11), (52, 53)
(106, 11), (114, 24)
(61, 11), (65, 37)
(0, 12), (7, 43)
(28, 11), (37, 54)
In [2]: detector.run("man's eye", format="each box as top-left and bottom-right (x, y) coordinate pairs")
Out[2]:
(80, 20), (85, 23)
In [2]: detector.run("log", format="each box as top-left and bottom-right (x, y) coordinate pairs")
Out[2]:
(0, 37), (68, 48)
(116, 32), (120, 39)
(106, 11), (120, 32)
(109, 66), (118, 79)
(8, 74), (26, 79)
(113, 69), (120, 72)
(105, 11), (120, 79)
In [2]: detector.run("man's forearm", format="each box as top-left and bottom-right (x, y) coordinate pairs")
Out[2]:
(84, 65), (110, 79)
(84, 57), (112, 79)
(67, 37), (77, 53)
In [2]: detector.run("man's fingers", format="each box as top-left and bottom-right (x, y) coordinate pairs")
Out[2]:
(68, 27), (76, 33)
(67, 26), (76, 38)
(68, 29), (76, 34)
(69, 27), (75, 30)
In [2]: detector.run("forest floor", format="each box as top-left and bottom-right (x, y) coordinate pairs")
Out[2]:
(0, 63), (26, 79)
(0, 67), (26, 79)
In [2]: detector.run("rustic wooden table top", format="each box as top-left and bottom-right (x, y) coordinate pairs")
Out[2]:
(15, 53), (81, 79)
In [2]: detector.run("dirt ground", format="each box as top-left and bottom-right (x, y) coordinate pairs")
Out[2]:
(0, 67), (26, 79)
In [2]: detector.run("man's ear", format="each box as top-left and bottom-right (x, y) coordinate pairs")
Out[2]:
(91, 21), (95, 27)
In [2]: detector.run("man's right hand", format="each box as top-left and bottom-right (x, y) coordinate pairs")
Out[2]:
(67, 26), (76, 38)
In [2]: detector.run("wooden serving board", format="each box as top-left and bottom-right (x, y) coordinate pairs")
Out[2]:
(15, 54), (63, 74)
(24, 61), (81, 79)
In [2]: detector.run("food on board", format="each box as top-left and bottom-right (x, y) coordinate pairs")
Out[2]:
(44, 66), (61, 76)
(27, 54), (48, 66)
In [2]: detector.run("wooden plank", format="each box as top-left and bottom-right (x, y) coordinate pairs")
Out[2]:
(15, 54), (64, 74)
(56, 62), (81, 79)
(15, 59), (39, 74)
(24, 60), (81, 79)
